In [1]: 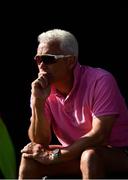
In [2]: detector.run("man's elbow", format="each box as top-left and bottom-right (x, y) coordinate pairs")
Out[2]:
(97, 132), (110, 146)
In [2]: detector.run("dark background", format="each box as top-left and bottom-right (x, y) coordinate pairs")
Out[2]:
(0, 4), (128, 177)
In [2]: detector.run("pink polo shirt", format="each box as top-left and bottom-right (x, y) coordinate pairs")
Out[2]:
(45, 63), (128, 147)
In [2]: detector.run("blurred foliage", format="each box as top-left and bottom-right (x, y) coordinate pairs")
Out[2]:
(0, 117), (16, 179)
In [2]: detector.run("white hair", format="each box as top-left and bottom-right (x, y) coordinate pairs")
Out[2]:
(38, 29), (79, 58)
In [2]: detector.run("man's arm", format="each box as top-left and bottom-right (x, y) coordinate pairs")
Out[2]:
(28, 74), (52, 148)
(28, 99), (51, 147)
(59, 115), (116, 162)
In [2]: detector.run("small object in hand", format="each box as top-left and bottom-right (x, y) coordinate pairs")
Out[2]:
(49, 148), (61, 160)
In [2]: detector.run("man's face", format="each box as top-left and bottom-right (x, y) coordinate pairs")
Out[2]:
(35, 41), (75, 84)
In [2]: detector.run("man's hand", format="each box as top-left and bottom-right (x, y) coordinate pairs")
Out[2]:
(21, 142), (42, 155)
(21, 142), (53, 165)
(31, 72), (51, 101)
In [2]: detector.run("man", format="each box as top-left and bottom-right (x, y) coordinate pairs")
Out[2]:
(18, 29), (128, 179)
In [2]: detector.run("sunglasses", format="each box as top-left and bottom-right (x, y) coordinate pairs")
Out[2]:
(34, 54), (72, 65)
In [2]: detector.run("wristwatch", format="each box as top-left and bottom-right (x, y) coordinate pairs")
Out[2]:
(49, 148), (61, 160)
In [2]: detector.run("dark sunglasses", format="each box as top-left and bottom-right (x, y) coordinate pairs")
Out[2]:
(34, 54), (72, 65)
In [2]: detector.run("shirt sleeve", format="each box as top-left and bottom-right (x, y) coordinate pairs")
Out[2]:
(92, 73), (123, 117)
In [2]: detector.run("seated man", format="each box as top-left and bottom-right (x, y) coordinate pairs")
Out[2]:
(18, 29), (128, 179)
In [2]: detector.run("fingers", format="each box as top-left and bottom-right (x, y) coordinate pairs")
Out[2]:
(22, 153), (33, 158)
(21, 142), (39, 152)
(21, 143), (43, 155)
(23, 151), (42, 158)
(38, 77), (48, 88)
(22, 152), (42, 161)
(22, 149), (51, 165)
(22, 149), (43, 159)
(31, 74), (51, 100)
(31, 76), (48, 90)
(21, 142), (33, 153)
(38, 72), (49, 87)
(32, 144), (43, 154)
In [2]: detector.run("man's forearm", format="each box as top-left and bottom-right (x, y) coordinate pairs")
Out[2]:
(57, 130), (105, 163)
(57, 116), (114, 163)
(28, 99), (51, 147)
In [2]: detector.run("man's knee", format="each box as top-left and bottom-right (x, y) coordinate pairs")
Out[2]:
(18, 155), (38, 179)
(80, 148), (105, 178)
(80, 148), (97, 171)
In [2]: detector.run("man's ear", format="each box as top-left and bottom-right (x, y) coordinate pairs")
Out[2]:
(67, 56), (77, 69)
